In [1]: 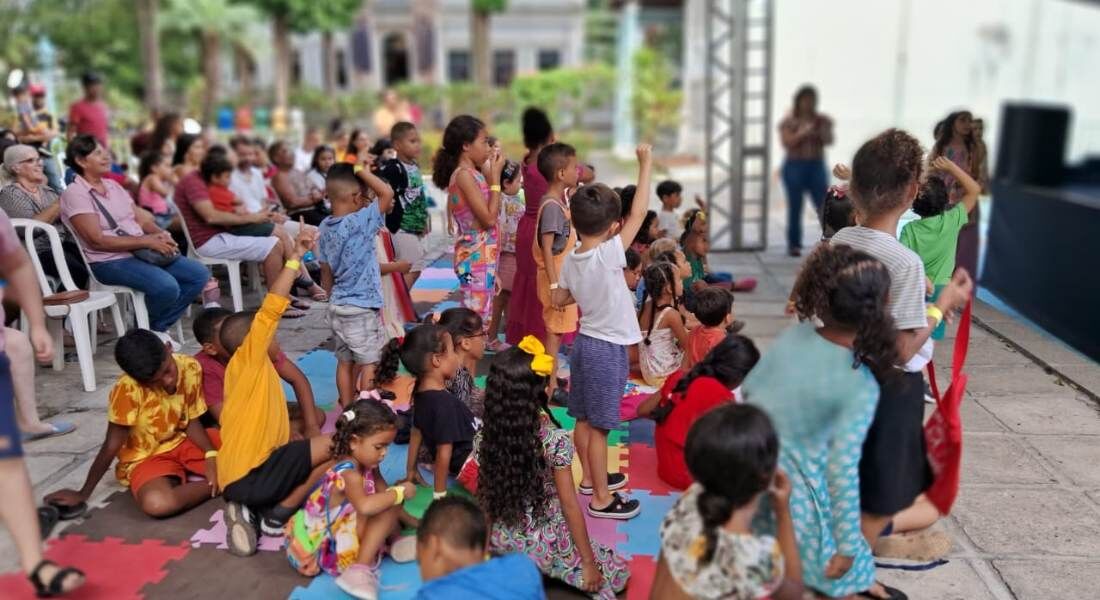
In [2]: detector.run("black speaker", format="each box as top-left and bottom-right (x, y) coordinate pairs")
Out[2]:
(995, 103), (1071, 187)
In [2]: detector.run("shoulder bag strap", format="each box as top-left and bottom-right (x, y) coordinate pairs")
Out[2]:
(86, 188), (123, 235)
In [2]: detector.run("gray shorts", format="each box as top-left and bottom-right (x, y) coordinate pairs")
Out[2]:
(328, 304), (385, 365)
(393, 231), (426, 271)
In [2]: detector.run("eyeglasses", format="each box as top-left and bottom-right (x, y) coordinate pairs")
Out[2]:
(17, 157), (42, 166)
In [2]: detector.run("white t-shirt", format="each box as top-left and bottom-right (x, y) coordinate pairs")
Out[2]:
(294, 147), (313, 173)
(229, 166), (269, 214)
(658, 209), (682, 239)
(559, 235), (643, 346)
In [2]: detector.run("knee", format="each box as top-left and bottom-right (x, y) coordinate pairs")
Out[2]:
(148, 275), (181, 304)
(139, 490), (177, 518)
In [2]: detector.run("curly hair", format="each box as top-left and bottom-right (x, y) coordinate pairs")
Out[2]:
(375, 338), (402, 387)
(912, 177), (950, 218)
(821, 186), (855, 239)
(673, 333), (759, 394)
(931, 111), (976, 172)
(431, 115), (485, 189)
(476, 346), (561, 528)
(331, 398), (398, 458)
(849, 129), (924, 217)
(792, 244), (900, 380)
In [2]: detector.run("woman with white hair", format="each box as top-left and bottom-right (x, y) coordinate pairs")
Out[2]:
(0, 144), (89, 288)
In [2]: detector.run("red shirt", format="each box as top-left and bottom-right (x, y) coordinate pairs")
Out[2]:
(686, 327), (726, 367)
(174, 171), (226, 248)
(68, 99), (110, 146)
(195, 350), (287, 411)
(208, 184), (237, 213)
(654, 372), (734, 490)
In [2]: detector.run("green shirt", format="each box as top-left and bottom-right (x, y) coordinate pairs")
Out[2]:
(899, 203), (968, 286)
(685, 254), (706, 287)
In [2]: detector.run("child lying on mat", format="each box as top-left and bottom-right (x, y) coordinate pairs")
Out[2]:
(45, 331), (221, 518)
(191, 307), (323, 437)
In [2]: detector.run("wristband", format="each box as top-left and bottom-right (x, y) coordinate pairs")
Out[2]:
(392, 485), (406, 506)
(549, 283), (559, 290)
(284, 259), (301, 271)
(926, 305), (944, 326)
(432, 491), (447, 500)
(489, 184), (501, 193)
(204, 450), (218, 459)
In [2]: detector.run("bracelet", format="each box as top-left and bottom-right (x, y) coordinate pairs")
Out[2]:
(204, 450), (218, 459)
(926, 305), (944, 326)
(489, 184), (501, 193)
(432, 491), (447, 500)
(392, 485), (406, 506)
(284, 259), (301, 271)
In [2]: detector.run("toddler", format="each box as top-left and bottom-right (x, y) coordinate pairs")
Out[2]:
(684, 287), (737, 369)
(137, 151), (180, 231)
(656, 179), (684, 238)
(637, 261), (689, 387)
(487, 159), (523, 349)
(631, 210), (660, 255)
(436, 307), (486, 419)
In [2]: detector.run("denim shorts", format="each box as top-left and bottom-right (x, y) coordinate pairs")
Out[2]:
(329, 305), (386, 365)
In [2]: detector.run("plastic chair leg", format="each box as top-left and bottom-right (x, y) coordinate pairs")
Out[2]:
(131, 292), (151, 330)
(110, 303), (125, 336)
(50, 319), (64, 372)
(228, 265), (244, 312)
(70, 309), (97, 392)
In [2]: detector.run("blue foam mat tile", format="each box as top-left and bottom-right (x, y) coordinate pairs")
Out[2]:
(627, 418), (656, 447)
(412, 279), (460, 291)
(288, 558), (422, 600)
(615, 490), (679, 559)
(284, 349), (339, 406)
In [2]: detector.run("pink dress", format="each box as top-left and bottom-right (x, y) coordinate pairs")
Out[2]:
(504, 156), (549, 344)
(448, 167), (500, 323)
(936, 145), (980, 284)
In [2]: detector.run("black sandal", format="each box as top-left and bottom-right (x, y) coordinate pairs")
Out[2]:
(37, 506), (60, 540)
(586, 492), (641, 520)
(858, 582), (908, 600)
(28, 560), (85, 597)
(48, 501), (88, 521)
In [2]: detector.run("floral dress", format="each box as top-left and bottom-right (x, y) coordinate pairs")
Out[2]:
(286, 460), (376, 577)
(484, 419), (629, 599)
(660, 484), (784, 599)
(449, 167), (500, 323)
(447, 365), (484, 419)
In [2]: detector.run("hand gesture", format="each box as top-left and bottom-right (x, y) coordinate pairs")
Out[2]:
(769, 469), (792, 507)
(636, 143), (653, 168)
(694, 193), (706, 210)
(824, 553), (854, 579)
(293, 217), (317, 256)
(205, 458), (220, 497)
(395, 260), (412, 274)
(939, 268), (973, 312)
(29, 324), (54, 364)
(931, 156), (956, 172)
(489, 148), (506, 183)
(579, 560), (605, 593)
(832, 163), (851, 181)
(44, 489), (86, 507)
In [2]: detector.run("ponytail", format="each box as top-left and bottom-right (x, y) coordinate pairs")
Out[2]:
(674, 333), (760, 395)
(696, 488), (736, 565)
(376, 338), (402, 387)
(431, 115), (485, 189)
(853, 300), (900, 382)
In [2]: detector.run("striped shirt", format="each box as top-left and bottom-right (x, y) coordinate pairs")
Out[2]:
(831, 226), (927, 331)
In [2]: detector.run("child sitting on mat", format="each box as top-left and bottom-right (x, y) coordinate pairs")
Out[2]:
(437, 307), (486, 419)
(637, 260), (689, 387)
(683, 287), (738, 370)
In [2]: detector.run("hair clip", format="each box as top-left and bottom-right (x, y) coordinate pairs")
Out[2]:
(517, 335), (554, 377)
(359, 389), (382, 401)
(342, 409), (355, 421)
(827, 184), (848, 199)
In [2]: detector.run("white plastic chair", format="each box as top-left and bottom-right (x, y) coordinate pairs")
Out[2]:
(14, 219), (119, 392)
(172, 202), (252, 312)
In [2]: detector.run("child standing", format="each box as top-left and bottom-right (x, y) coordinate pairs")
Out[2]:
(534, 142), (580, 397)
(487, 160), (524, 350)
(436, 307), (487, 418)
(683, 287), (737, 369)
(656, 179), (684, 239)
(317, 164), (396, 405)
(651, 404), (803, 600)
(379, 122), (431, 288)
(637, 261), (689, 387)
(285, 399), (417, 599)
(552, 144), (652, 520)
(477, 341), (629, 598)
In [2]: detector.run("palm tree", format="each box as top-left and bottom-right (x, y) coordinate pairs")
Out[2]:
(136, 0), (163, 111)
(471, 0), (507, 87)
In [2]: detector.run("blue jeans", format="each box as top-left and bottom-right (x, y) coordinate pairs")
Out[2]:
(781, 159), (828, 250)
(90, 256), (209, 332)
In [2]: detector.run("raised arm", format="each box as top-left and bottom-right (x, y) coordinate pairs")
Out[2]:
(454, 169), (499, 229)
(618, 144), (653, 248)
(932, 156), (980, 214)
(357, 165), (395, 216)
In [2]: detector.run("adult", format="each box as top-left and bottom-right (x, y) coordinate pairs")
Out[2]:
(930, 110), (982, 283)
(342, 128), (371, 166)
(7, 326), (76, 440)
(0, 145), (90, 288)
(228, 136), (272, 214)
(11, 85), (62, 193)
(172, 133), (206, 182)
(147, 112), (184, 159)
(294, 127), (321, 173)
(0, 208), (86, 597)
(504, 108), (594, 345)
(778, 85), (833, 257)
(67, 72), (110, 147)
(372, 89), (412, 138)
(269, 140), (328, 226)
(60, 135), (208, 339)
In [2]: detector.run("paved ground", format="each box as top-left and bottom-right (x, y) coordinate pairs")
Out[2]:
(3, 156), (1098, 598)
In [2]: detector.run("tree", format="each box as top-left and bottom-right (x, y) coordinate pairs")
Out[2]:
(471, 0), (507, 87)
(136, 0), (163, 111)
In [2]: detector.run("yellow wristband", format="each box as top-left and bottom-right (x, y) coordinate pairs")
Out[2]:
(392, 485), (405, 506)
(284, 259), (301, 271)
(926, 305), (944, 326)
(432, 491), (447, 500)
(204, 450), (218, 459)
(489, 184), (501, 193)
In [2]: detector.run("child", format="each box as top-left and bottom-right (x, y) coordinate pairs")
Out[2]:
(415, 496), (544, 599)
(317, 163), (396, 405)
(533, 142), (580, 397)
(436, 307), (486, 418)
(551, 144), (652, 520)
(477, 342), (629, 598)
(306, 144), (335, 198)
(900, 156), (980, 340)
(743, 243), (904, 598)
(137, 151), (180, 231)
(218, 224), (335, 557)
(378, 122), (431, 288)
(623, 247), (642, 292)
(683, 287), (737, 370)
(650, 403), (803, 600)
(683, 228), (757, 294)
(832, 129), (973, 552)
(631, 210), (660, 255)
(637, 261), (689, 387)
(821, 184), (856, 241)
(394, 324), (476, 496)
(191, 308), (322, 436)
(201, 153), (249, 216)
(487, 160), (523, 350)
(639, 333), (759, 490)
(656, 179), (684, 238)
(45, 330), (221, 518)
(285, 399), (417, 599)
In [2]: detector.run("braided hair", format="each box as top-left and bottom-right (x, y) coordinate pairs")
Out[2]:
(638, 260), (680, 345)
(673, 333), (760, 395)
(331, 398), (398, 459)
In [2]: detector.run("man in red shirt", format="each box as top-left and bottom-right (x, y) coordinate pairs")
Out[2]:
(67, 73), (110, 146)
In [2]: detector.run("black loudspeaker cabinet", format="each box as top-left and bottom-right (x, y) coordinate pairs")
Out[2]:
(995, 103), (1071, 187)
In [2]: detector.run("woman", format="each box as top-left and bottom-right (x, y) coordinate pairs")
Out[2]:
(148, 112), (183, 158)
(60, 135), (209, 340)
(7, 326), (75, 441)
(172, 133), (206, 181)
(0, 144), (90, 288)
(504, 108), (594, 346)
(343, 129), (371, 166)
(270, 140), (328, 226)
(778, 85), (834, 257)
(930, 110), (982, 282)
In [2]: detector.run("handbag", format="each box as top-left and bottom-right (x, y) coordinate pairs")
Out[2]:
(923, 300), (972, 515)
(43, 290), (90, 305)
(87, 188), (178, 267)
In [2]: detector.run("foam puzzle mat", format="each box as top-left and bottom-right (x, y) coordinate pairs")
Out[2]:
(2, 253), (685, 599)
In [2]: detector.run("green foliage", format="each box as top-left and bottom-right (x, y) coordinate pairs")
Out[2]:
(237, 0), (362, 33)
(632, 46), (682, 144)
(472, 0), (508, 14)
(510, 65), (614, 129)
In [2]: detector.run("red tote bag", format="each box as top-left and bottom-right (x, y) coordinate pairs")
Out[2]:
(923, 300), (972, 515)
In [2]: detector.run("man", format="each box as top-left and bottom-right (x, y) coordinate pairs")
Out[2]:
(67, 72), (110, 146)
(228, 137), (272, 214)
(27, 84), (63, 192)
(293, 127), (321, 173)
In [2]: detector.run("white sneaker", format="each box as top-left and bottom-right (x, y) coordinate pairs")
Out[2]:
(152, 331), (181, 352)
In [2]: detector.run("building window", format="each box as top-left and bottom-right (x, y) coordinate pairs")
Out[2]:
(291, 50), (302, 85)
(537, 49), (561, 71)
(335, 49), (349, 89)
(448, 50), (470, 82)
(493, 49), (516, 87)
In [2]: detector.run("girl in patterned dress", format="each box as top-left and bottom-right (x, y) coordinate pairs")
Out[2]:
(476, 339), (629, 599)
(431, 115), (504, 324)
(285, 399), (417, 599)
(651, 403), (804, 600)
(743, 244), (902, 599)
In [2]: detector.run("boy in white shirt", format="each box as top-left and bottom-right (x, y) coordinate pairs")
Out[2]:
(655, 180), (683, 238)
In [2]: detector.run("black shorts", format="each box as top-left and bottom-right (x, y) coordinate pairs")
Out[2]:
(859, 370), (933, 516)
(0, 354), (22, 460)
(228, 222), (276, 237)
(222, 440), (313, 510)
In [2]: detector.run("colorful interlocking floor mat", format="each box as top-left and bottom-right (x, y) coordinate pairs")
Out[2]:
(0, 256), (679, 599)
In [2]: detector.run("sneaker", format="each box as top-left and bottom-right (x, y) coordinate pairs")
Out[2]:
(578, 472), (628, 495)
(224, 502), (258, 557)
(732, 277), (758, 292)
(389, 535), (417, 563)
(335, 563), (380, 600)
(587, 492), (641, 520)
(259, 515), (287, 538)
(924, 381), (936, 404)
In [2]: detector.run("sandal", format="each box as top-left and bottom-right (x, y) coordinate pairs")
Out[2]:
(38, 506), (60, 540)
(282, 308), (307, 319)
(47, 500), (88, 521)
(586, 491), (640, 520)
(23, 421), (77, 443)
(289, 297), (311, 311)
(28, 559), (85, 597)
(858, 582), (908, 600)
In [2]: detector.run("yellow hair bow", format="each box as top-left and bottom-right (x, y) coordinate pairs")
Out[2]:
(518, 335), (554, 377)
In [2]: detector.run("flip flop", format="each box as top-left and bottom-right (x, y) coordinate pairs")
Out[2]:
(48, 501), (88, 521)
(23, 421), (77, 443)
(858, 582), (908, 600)
(282, 308), (307, 319)
(289, 297), (311, 311)
(38, 505), (60, 539)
